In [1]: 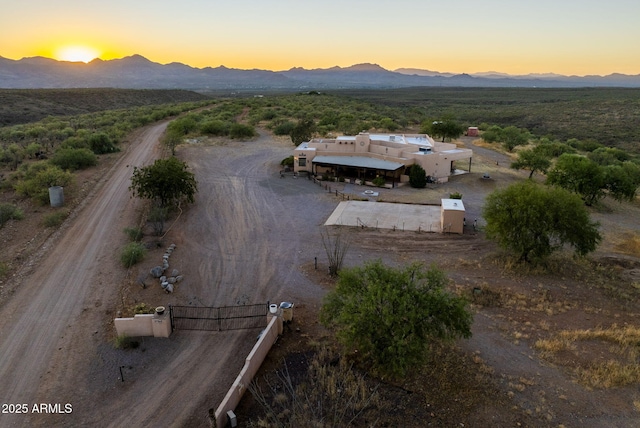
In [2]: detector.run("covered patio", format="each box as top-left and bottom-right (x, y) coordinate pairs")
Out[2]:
(312, 155), (405, 187)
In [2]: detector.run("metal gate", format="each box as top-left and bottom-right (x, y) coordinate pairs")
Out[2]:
(169, 303), (268, 331)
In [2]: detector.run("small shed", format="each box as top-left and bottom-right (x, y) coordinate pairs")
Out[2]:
(466, 127), (479, 137)
(441, 199), (465, 234)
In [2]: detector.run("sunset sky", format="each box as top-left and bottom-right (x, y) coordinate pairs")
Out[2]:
(2, 0), (639, 76)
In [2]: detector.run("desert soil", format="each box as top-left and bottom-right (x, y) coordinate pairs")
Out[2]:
(0, 126), (639, 428)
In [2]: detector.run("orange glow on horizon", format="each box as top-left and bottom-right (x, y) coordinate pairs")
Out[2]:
(54, 45), (100, 63)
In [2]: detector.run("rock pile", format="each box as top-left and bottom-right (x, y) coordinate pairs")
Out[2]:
(149, 243), (183, 293)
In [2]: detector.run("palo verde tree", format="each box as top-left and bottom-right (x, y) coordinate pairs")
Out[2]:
(483, 180), (601, 263)
(320, 260), (472, 378)
(129, 156), (197, 208)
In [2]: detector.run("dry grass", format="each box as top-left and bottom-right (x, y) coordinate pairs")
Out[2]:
(535, 324), (640, 388)
(614, 232), (640, 257)
(248, 345), (382, 427)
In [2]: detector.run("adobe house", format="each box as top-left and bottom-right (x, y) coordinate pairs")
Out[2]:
(293, 132), (473, 185)
(466, 126), (479, 137)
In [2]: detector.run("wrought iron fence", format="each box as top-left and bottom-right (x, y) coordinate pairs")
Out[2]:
(169, 303), (268, 331)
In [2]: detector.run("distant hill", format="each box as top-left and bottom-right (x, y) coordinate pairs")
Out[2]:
(0, 88), (209, 127)
(1, 55), (640, 89)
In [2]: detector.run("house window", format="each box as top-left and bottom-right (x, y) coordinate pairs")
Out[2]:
(299, 158), (306, 167)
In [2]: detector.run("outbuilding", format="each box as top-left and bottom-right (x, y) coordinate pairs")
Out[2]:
(440, 198), (465, 234)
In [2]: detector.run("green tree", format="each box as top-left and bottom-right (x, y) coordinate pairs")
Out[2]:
(500, 126), (530, 152)
(290, 118), (315, 145)
(320, 260), (472, 378)
(587, 147), (631, 166)
(162, 128), (183, 156)
(129, 157), (197, 207)
(423, 117), (464, 142)
(480, 125), (503, 143)
(483, 181), (601, 262)
(408, 164), (427, 188)
(510, 146), (552, 178)
(603, 162), (640, 202)
(168, 116), (198, 135)
(378, 117), (399, 131)
(546, 154), (605, 205)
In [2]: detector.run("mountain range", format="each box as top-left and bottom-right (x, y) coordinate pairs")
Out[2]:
(1, 55), (639, 90)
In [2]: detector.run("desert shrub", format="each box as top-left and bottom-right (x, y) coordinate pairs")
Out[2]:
(272, 120), (296, 136)
(149, 206), (168, 236)
(124, 227), (144, 242)
(50, 148), (97, 171)
(43, 210), (68, 227)
(61, 136), (90, 150)
(89, 132), (119, 154)
(260, 109), (278, 121)
(248, 346), (381, 427)
(199, 120), (229, 136)
(132, 303), (154, 314)
(120, 242), (147, 268)
(169, 116), (198, 135)
(25, 143), (43, 159)
(280, 155), (294, 167)
(449, 192), (463, 199)
(0, 203), (24, 227)
(408, 164), (427, 188)
(114, 334), (139, 350)
(0, 262), (9, 278)
(378, 117), (399, 131)
(229, 123), (256, 139)
(567, 138), (603, 153)
(372, 176), (386, 187)
(14, 163), (74, 204)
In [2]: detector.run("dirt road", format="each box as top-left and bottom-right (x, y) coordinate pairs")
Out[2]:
(0, 127), (336, 427)
(0, 122), (168, 426)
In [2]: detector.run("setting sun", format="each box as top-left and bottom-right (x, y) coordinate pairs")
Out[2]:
(55, 46), (99, 63)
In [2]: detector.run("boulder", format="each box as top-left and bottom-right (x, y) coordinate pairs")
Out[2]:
(150, 266), (163, 278)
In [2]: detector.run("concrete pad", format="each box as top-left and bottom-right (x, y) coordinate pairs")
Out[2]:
(325, 201), (442, 232)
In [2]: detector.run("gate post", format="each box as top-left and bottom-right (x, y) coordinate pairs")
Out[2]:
(169, 305), (175, 332)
